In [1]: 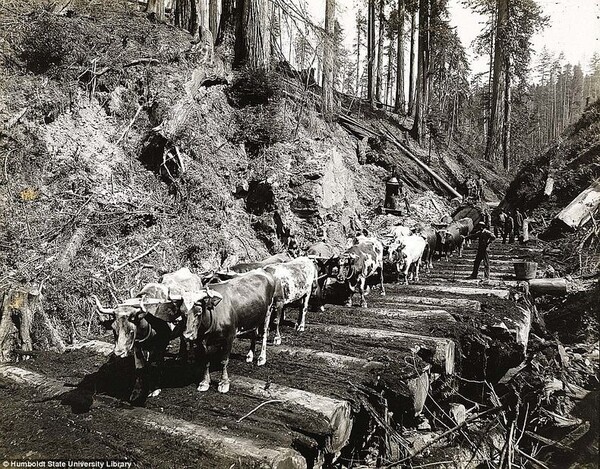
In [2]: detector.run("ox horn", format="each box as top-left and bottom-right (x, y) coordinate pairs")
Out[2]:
(139, 296), (147, 313)
(91, 295), (115, 315)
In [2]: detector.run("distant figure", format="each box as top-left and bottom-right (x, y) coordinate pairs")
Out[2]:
(521, 212), (536, 245)
(477, 178), (487, 201)
(466, 222), (496, 280)
(287, 234), (300, 258)
(514, 209), (524, 242)
(495, 210), (506, 238)
(482, 209), (492, 231)
(503, 213), (515, 244)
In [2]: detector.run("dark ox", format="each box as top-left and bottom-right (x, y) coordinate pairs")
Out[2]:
(265, 256), (317, 343)
(415, 226), (437, 270)
(92, 268), (203, 403)
(228, 253), (291, 274)
(334, 237), (384, 308)
(306, 241), (338, 311)
(183, 270), (278, 394)
(437, 218), (474, 260)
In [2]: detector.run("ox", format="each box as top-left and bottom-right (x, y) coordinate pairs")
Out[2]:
(228, 253), (290, 274)
(265, 257), (317, 343)
(306, 241), (338, 310)
(414, 225), (437, 270)
(389, 235), (427, 284)
(334, 237), (384, 308)
(437, 218), (474, 260)
(92, 267), (203, 403)
(183, 270), (278, 394)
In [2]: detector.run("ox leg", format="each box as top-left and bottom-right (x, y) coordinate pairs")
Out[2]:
(272, 299), (284, 346)
(296, 294), (309, 332)
(218, 338), (233, 393)
(258, 302), (272, 366)
(246, 331), (256, 363)
(147, 341), (168, 398)
(404, 265), (410, 285)
(359, 278), (368, 308)
(317, 278), (326, 312)
(196, 340), (211, 392)
(130, 345), (147, 404)
(415, 260), (421, 283)
(379, 267), (385, 296)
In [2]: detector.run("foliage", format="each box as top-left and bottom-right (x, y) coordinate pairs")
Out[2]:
(20, 13), (73, 73)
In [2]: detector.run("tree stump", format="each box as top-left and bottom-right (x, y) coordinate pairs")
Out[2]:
(0, 288), (34, 361)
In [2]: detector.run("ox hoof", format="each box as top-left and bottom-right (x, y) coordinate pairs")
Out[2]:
(246, 351), (254, 363)
(218, 382), (230, 394)
(380, 291), (386, 296)
(148, 389), (162, 398)
(319, 306), (325, 312)
(257, 356), (266, 366)
(197, 382), (210, 392)
(273, 336), (282, 346)
(296, 324), (305, 332)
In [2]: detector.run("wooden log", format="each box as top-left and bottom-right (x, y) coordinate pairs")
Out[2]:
(60, 339), (351, 455)
(400, 285), (511, 299)
(556, 178), (600, 230)
(380, 126), (462, 199)
(366, 308), (456, 322)
(309, 324), (455, 375)
(376, 295), (481, 311)
(232, 376), (353, 455)
(268, 345), (431, 416)
(544, 177), (555, 197)
(0, 364), (307, 469)
(528, 278), (568, 296)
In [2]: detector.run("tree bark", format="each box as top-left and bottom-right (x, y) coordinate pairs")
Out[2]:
(146, 0), (165, 21)
(216, 0), (235, 46)
(407, 10), (416, 114)
(484, 0), (508, 163)
(394, 1), (405, 113)
(175, 0), (199, 36)
(411, 0), (429, 143)
(322, 0), (336, 121)
(502, 59), (511, 171)
(367, 0), (376, 108)
(375, 0), (385, 103)
(236, 0), (270, 70)
(209, 0), (219, 41)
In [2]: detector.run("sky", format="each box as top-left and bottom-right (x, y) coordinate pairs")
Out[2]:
(305, 0), (600, 79)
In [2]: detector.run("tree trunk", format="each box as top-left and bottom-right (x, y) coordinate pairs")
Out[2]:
(322, 0), (336, 121)
(175, 0), (199, 36)
(216, 0), (235, 46)
(209, 0), (219, 41)
(502, 60), (511, 171)
(146, 0), (165, 21)
(484, 0), (507, 163)
(385, 35), (395, 105)
(367, 0), (376, 108)
(407, 10), (416, 114)
(236, 0), (270, 70)
(375, 0), (385, 103)
(411, 0), (429, 143)
(394, 1), (405, 113)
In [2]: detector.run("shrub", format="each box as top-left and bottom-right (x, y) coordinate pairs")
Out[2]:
(20, 13), (72, 73)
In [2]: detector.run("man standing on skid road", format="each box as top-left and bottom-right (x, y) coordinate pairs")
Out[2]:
(466, 221), (497, 280)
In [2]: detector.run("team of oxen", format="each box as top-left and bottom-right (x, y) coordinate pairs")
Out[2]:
(92, 217), (475, 402)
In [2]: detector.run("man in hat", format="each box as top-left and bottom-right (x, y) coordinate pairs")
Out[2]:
(465, 221), (496, 280)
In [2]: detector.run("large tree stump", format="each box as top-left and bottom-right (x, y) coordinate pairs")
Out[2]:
(0, 289), (34, 361)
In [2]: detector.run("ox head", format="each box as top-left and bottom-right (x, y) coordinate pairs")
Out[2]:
(389, 243), (408, 269)
(182, 288), (224, 341)
(335, 253), (358, 284)
(92, 295), (163, 358)
(436, 229), (448, 246)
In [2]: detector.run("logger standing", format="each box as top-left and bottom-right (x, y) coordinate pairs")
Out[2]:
(466, 222), (497, 280)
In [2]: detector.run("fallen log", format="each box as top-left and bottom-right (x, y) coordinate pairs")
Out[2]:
(380, 126), (462, 199)
(0, 364), (307, 469)
(268, 345), (431, 416)
(401, 285), (511, 299)
(65, 340), (114, 356)
(527, 278), (568, 296)
(375, 295), (481, 311)
(309, 324), (455, 375)
(232, 376), (353, 455)
(555, 178), (600, 230)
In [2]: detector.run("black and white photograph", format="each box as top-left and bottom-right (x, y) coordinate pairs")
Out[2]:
(0, 0), (598, 467)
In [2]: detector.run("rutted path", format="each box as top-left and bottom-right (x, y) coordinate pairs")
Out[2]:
(0, 240), (539, 468)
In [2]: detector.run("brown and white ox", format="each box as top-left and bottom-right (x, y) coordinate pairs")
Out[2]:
(92, 268), (203, 403)
(183, 270), (278, 394)
(265, 257), (317, 343)
(389, 235), (427, 284)
(306, 241), (338, 311)
(227, 253), (291, 274)
(334, 237), (385, 308)
(413, 225), (437, 270)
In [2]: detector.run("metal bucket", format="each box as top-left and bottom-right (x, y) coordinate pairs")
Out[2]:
(514, 261), (538, 280)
